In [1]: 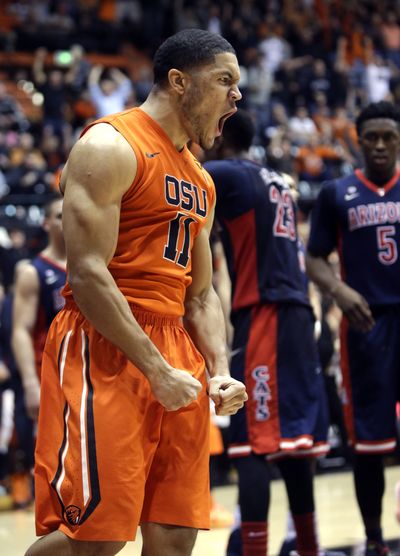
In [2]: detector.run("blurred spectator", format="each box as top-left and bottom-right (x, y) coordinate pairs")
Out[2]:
(331, 107), (360, 162)
(380, 11), (400, 68)
(88, 64), (133, 118)
(39, 130), (64, 172)
(0, 227), (30, 292)
(294, 130), (349, 183)
(0, 83), (28, 132)
(311, 92), (331, 128)
(305, 59), (332, 108)
(207, 4), (222, 35)
(266, 131), (295, 175)
(239, 47), (273, 135)
(133, 65), (153, 103)
(289, 106), (318, 145)
(264, 102), (289, 139)
(32, 48), (71, 136)
(258, 18), (292, 75)
(71, 90), (96, 128)
(5, 150), (51, 196)
(366, 54), (394, 103)
(67, 44), (91, 96)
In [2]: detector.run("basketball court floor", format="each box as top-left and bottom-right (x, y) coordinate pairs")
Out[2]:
(1, 466), (400, 555)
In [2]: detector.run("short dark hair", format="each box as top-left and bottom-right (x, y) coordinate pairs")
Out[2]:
(222, 109), (255, 152)
(356, 101), (400, 136)
(153, 29), (235, 86)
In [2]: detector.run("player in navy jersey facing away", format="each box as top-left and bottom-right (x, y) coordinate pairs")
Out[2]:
(306, 101), (400, 556)
(12, 194), (66, 421)
(205, 109), (332, 556)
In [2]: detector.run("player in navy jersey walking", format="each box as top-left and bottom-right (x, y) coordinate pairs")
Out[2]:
(306, 101), (400, 556)
(12, 194), (66, 422)
(205, 109), (331, 556)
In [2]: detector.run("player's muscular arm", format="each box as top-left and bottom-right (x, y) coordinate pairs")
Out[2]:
(12, 263), (41, 419)
(63, 124), (200, 411)
(184, 207), (247, 415)
(306, 252), (375, 332)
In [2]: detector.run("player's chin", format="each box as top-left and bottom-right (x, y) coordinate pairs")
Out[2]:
(200, 136), (216, 151)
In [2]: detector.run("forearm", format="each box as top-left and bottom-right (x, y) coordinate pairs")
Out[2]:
(184, 286), (229, 377)
(12, 328), (38, 386)
(70, 262), (170, 381)
(305, 253), (342, 296)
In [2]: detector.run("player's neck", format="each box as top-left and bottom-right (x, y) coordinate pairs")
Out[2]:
(140, 91), (188, 151)
(41, 245), (67, 268)
(363, 165), (398, 186)
(225, 148), (250, 160)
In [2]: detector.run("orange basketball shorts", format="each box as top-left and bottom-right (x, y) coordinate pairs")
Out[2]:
(34, 302), (211, 541)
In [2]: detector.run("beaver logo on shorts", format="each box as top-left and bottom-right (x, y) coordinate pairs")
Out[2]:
(65, 505), (81, 525)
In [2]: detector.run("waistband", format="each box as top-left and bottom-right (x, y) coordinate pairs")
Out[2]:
(64, 299), (182, 326)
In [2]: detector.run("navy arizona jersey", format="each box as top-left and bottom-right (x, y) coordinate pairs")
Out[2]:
(308, 169), (400, 307)
(204, 159), (310, 311)
(31, 254), (66, 373)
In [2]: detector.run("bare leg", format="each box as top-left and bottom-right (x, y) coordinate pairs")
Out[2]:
(25, 530), (126, 556)
(141, 523), (198, 556)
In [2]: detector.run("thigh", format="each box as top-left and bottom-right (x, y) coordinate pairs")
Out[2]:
(35, 307), (160, 542)
(140, 324), (210, 531)
(341, 312), (398, 451)
(276, 304), (328, 447)
(26, 531), (126, 556)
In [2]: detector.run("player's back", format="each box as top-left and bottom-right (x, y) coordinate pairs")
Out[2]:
(205, 158), (309, 311)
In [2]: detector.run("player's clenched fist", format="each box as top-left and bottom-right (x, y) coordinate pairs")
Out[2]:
(208, 375), (247, 416)
(149, 367), (203, 411)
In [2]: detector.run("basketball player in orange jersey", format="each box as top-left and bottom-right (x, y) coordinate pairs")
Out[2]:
(25, 29), (247, 556)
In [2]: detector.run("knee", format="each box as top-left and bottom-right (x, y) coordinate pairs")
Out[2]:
(142, 523), (197, 556)
(90, 541), (126, 556)
(169, 530), (197, 556)
(24, 540), (126, 556)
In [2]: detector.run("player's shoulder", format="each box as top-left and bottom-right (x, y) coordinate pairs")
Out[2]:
(205, 158), (261, 186)
(66, 123), (137, 198)
(204, 158), (237, 177)
(14, 259), (39, 291)
(317, 173), (356, 201)
(70, 126), (133, 181)
(77, 122), (133, 161)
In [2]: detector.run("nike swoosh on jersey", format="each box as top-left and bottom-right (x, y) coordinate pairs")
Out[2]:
(344, 192), (360, 201)
(45, 275), (59, 285)
(145, 151), (160, 158)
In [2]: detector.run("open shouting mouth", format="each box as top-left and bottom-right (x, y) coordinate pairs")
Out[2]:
(216, 108), (237, 136)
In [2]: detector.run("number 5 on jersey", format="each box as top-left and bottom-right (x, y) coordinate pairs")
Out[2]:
(376, 225), (398, 265)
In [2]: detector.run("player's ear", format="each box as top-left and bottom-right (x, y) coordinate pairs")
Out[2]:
(168, 69), (186, 95)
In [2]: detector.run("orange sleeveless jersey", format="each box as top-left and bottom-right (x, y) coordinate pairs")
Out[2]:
(63, 108), (216, 316)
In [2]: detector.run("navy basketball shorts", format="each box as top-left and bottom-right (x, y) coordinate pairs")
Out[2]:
(340, 307), (400, 454)
(227, 303), (329, 460)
